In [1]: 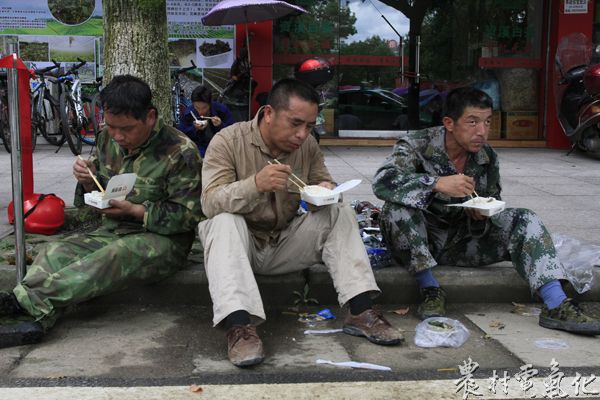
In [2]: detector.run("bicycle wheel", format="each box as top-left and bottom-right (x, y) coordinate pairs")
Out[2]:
(80, 96), (96, 146)
(40, 94), (63, 146)
(0, 115), (9, 153)
(0, 95), (10, 152)
(90, 92), (104, 137)
(29, 113), (40, 153)
(60, 92), (82, 155)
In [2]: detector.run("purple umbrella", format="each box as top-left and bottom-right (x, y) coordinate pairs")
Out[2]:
(202, 0), (308, 117)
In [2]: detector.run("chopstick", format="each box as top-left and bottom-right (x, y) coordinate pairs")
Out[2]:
(272, 159), (308, 188)
(459, 172), (477, 199)
(267, 160), (306, 191)
(78, 155), (105, 193)
(191, 111), (213, 121)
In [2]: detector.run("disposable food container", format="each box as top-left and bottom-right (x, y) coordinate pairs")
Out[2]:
(447, 197), (506, 217)
(84, 173), (137, 209)
(301, 179), (362, 206)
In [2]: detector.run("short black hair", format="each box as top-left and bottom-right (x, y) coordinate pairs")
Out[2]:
(267, 78), (319, 111)
(443, 87), (493, 121)
(100, 75), (154, 121)
(191, 85), (212, 104)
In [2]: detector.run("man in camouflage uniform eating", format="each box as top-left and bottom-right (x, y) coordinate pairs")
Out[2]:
(372, 86), (600, 335)
(0, 75), (203, 348)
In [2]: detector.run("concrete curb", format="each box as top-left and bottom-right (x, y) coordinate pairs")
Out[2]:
(2, 262), (598, 306)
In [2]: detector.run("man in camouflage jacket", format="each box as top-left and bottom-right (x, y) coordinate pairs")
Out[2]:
(0, 75), (203, 348)
(373, 87), (600, 335)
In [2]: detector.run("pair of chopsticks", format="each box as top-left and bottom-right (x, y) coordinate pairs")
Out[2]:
(267, 159), (307, 191)
(459, 173), (479, 199)
(78, 155), (104, 193)
(191, 111), (212, 123)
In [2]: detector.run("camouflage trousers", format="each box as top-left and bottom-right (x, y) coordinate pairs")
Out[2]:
(12, 227), (193, 323)
(379, 205), (569, 292)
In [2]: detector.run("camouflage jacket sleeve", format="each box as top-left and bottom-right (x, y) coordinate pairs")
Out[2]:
(142, 146), (203, 235)
(372, 139), (438, 209)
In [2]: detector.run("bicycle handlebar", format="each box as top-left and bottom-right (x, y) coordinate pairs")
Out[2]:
(62, 58), (87, 76)
(35, 60), (61, 75)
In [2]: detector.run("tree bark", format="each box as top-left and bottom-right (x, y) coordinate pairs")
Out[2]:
(379, 0), (433, 129)
(102, 0), (171, 124)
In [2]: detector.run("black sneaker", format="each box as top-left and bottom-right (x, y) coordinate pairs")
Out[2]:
(0, 317), (44, 349)
(539, 299), (600, 335)
(0, 291), (24, 317)
(417, 286), (446, 320)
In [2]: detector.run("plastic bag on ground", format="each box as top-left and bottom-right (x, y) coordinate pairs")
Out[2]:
(552, 233), (600, 294)
(414, 317), (470, 348)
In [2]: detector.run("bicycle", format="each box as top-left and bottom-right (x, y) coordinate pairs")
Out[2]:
(89, 76), (104, 138)
(59, 58), (94, 155)
(171, 60), (196, 126)
(29, 60), (64, 151)
(0, 70), (9, 152)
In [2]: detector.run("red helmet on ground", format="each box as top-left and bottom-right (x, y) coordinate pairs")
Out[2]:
(294, 58), (334, 87)
(8, 193), (65, 235)
(583, 64), (600, 95)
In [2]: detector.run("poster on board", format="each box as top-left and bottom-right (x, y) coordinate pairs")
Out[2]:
(1, 0), (235, 79)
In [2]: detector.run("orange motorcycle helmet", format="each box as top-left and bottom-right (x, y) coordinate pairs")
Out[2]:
(7, 193), (65, 235)
(583, 64), (600, 95)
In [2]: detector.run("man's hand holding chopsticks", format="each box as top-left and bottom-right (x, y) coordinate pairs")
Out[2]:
(255, 163), (292, 192)
(73, 157), (97, 193)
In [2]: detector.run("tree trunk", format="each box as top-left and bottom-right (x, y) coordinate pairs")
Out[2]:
(102, 0), (171, 124)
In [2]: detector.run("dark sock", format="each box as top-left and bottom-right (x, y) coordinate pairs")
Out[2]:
(349, 292), (373, 315)
(415, 268), (440, 289)
(225, 310), (251, 329)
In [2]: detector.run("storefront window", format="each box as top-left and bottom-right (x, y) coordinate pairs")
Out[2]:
(273, 0), (545, 139)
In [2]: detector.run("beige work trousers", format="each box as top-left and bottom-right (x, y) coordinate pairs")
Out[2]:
(198, 203), (380, 326)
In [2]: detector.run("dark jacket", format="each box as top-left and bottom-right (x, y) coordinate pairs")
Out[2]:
(177, 101), (235, 157)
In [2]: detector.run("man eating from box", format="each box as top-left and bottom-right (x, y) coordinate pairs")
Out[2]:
(199, 78), (403, 368)
(372, 86), (600, 335)
(0, 75), (202, 348)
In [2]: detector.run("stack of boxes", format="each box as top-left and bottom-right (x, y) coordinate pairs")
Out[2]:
(502, 111), (539, 139)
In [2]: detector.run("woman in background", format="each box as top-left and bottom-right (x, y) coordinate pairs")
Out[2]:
(178, 85), (234, 157)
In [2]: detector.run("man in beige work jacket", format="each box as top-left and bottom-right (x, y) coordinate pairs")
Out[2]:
(199, 78), (403, 367)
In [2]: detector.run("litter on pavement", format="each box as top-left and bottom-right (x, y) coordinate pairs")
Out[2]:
(316, 359), (391, 371)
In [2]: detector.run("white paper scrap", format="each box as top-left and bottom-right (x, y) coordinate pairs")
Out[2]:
(304, 329), (344, 335)
(316, 359), (391, 371)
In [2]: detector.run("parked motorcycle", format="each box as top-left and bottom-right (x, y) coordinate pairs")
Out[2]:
(555, 32), (600, 158)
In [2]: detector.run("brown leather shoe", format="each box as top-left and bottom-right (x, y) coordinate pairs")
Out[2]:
(226, 324), (265, 367)
(343, 309), (404, 345)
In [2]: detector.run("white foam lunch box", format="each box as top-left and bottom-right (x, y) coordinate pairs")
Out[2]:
(84, 173), (137, 209)
(447, 197), (506, 217)
(301, 179), (362, 206)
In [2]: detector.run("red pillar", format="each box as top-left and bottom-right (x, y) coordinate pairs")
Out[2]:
(236, 21), (273, 117)
(546, 0), (594, 149)
(0, 54), (34, 196)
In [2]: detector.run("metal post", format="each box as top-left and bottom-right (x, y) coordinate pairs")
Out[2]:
(415, 35), (421, 84)
(400, 37), (405, 86)
(7, 53), (26, 282)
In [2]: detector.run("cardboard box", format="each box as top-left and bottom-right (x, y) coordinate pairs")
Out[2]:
(488, 111), (502, 139)
(503, 111), (539, 139)
(322, 108), (335, 134)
